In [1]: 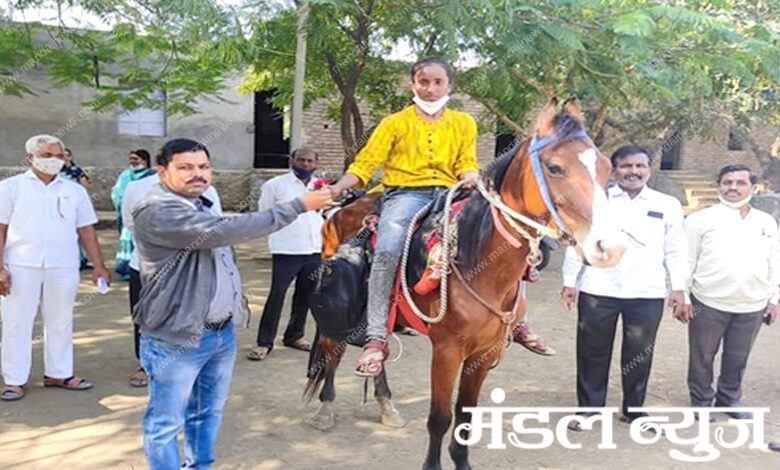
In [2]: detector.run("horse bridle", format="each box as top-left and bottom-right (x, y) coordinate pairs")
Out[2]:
(528, 130), (590, 235)
(399, 130), (594, 326)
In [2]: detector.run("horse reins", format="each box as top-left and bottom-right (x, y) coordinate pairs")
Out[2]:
(398, 131), (592, 359)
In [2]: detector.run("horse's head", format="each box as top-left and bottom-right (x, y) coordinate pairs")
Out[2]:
(511, 98), (626, 268)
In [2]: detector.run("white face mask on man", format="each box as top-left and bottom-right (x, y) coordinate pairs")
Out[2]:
(31, 156), (65, 175)
(412, 91), (450, 116)
(718, 194), (752, 209)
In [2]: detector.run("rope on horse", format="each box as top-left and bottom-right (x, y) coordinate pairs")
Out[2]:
(398, 181), (463, 324)
(399, 178), (566, 324)
(473, 179), (563, 240)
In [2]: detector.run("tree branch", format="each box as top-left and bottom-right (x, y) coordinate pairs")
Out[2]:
(324, 52), (348, 95)
(507, 67), (553, 99)
(422, 30), (439, 56)
(468, 95), (525, 135)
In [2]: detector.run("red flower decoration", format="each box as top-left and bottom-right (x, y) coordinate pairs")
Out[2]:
(312, 177), (330, 190)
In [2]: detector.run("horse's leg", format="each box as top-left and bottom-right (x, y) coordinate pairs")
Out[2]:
(308, 335), (345, 431)
(373, 369), (406, 428)
(448, 353), (495, 470)
(423, 344), (463, 470)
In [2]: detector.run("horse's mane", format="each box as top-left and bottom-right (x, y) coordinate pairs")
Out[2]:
(456, 111), (585, 272)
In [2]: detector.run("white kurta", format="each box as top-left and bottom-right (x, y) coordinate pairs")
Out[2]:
(0, 170), (97, 385)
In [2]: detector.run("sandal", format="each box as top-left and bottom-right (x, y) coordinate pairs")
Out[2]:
(1, 384), (26, 401)
(284, 338), (312, 352)
(512, 322), (556, 356)
(354, 339), (389, 377)
(43, 375), (93, 391)
(129, 368), (148, 388)
(247, 346), (270, 361)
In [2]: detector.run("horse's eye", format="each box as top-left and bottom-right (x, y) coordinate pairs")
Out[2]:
(547, 164), (565, 176)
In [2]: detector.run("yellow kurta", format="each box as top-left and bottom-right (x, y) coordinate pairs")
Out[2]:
(347, 106), (479, 188)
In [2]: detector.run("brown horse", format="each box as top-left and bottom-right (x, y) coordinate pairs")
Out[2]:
(305, 99), (627, 469)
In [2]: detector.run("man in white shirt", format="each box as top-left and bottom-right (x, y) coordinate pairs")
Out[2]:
(247, 148), (324, 361)
(0, 135), (110, 401)
(681, 164), (778, 419)
(121, 172), (223, 387)
(560, 145), (689, 429)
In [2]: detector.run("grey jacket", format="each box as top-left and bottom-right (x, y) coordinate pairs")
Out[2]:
(132, 184), (306, 346)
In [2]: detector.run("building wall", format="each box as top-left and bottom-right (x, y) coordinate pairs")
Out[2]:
(0, 72), (255, 170)
(3, 67), (775, 183)
(679, 123), (777, 179)
(1, 71), (498, 174)
(300, 94), (496, 174)
(599, 120), (778, 179)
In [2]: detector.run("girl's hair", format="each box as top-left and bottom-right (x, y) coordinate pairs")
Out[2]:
(410, 57), (453, 83)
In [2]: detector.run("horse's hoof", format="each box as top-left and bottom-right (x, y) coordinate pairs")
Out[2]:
(309, 412), (335, 431)
(380, 409), (406, 428)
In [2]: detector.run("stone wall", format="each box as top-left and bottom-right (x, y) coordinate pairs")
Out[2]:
(647, 171), (686, 206)
(751, 194), (780, 224)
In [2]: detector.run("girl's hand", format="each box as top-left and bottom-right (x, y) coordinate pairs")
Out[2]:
(459, 171), (480, 189)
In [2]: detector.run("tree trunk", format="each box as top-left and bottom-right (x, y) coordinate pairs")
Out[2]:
(340, 94), (357, 165)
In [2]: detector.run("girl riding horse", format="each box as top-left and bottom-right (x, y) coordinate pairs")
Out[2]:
(329, 57), (480, 377)
(322, 96), (628, 469)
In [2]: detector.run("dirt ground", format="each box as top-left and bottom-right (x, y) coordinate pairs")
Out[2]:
(1, 229), (779, 470)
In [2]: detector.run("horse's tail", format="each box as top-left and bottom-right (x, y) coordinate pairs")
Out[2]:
(303, 332), (344, 403)
(321, 217), (341, 260)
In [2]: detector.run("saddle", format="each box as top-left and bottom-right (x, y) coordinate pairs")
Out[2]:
(310, 188), (538, 342)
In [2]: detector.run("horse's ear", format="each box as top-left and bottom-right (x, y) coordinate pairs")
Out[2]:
(563, 97), (582, 120)
(535, 97), (558, 137)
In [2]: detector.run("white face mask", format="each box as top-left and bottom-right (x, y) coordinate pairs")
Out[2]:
(412, 91), (450, 116)
(31, 156), (65, 175)
(131, 164), (146, 171)
(718, 193), (752, 209)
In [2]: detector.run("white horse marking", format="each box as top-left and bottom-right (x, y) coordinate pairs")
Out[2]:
(578, 148), (598, 183)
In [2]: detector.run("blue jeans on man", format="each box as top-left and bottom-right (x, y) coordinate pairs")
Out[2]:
(140, 322), (237, 469)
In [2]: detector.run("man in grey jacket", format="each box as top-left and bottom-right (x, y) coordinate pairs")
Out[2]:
(132, 138), (332, 469)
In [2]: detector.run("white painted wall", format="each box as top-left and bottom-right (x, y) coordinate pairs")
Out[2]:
(0, 72), (255, 169)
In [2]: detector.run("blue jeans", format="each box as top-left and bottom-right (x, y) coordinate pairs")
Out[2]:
(366, 187), (444, 339)
(140, 323), (237, 470)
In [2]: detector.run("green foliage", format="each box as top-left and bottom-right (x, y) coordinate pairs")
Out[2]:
(1, 0), (241, 112)
(2, 0), (778, 165)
